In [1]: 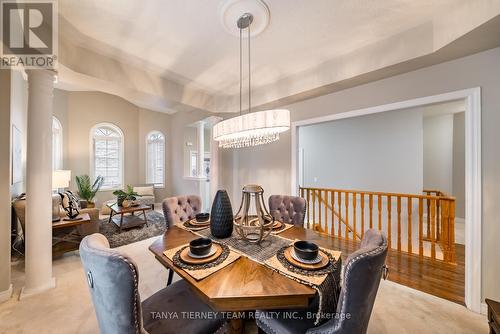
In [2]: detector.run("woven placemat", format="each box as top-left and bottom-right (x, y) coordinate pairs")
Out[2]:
(271, 222), (294, 235)
(163, 243), (240, 281)
(264, 246), (341, 286)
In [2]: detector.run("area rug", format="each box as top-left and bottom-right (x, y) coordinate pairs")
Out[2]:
(99, 210), (166, 248)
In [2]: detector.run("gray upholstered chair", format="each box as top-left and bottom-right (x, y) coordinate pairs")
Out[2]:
(161, 195), (202, 285)
(256, 229), (388, 334)
(79, 233), (224, 334)
(268, 195), (307, 226)
(162, 195), (202, 227)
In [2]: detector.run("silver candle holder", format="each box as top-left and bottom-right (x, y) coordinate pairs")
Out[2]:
(233, 184), (274, 244)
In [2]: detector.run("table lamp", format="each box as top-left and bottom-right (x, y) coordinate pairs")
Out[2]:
(52, 170), (71, 222)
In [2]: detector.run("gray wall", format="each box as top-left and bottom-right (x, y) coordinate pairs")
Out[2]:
(299, 109), (423, 193)
(220, 46), (500, 302)
(453, 113), (466, 219)
(423, 114), (454, 194)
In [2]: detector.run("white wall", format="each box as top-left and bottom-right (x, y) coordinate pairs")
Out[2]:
(423, 114), (454, 194)
(300, 109), (423, 194)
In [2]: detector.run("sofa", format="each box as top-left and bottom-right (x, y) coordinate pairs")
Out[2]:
(101, 184), (156, 215)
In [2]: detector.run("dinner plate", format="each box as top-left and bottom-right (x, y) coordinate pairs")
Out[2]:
(291, 249), (322, 264)
(188, 245), (217, 259)
(179, 244), (223, 265)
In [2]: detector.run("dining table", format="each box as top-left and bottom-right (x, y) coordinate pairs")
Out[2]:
(148, 225), (342, 334)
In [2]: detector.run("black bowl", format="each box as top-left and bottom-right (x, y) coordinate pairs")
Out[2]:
(189, 238), (212, 256)
(293, 241), (319, 261)
(195, 213), (210, 223)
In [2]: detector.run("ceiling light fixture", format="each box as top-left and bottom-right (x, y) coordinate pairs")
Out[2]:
(213, 12), (290, 149)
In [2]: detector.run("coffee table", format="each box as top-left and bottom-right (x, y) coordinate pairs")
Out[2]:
(107, 203), (150, 232)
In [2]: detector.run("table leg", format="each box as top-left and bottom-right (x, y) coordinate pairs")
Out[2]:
(229, 318), (244, 334)
(143, 210), (148, 226)
(120, 213), (124, 232)
(108, 210), (114, 224)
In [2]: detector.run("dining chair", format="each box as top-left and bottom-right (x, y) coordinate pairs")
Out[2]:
(256, 229), (388, 334)
(268, 195), (307, 226)
(162, 195), (202, 227)
(79, 233), (224, 334)
(162, 194), (202, 284)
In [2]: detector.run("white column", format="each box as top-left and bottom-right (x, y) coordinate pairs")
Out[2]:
(21, 69), (56, 298)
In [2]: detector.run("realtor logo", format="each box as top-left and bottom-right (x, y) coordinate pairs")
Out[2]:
(1, 0), (57, 69)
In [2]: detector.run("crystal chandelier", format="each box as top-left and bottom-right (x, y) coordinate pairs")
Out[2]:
(213, 13), (290, 149)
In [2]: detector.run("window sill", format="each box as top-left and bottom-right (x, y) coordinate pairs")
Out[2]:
(98, 187), (123, 192)
(183, 176), (208, 181)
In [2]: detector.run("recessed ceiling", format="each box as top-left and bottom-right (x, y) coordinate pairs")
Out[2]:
(58, 0), (464, 96)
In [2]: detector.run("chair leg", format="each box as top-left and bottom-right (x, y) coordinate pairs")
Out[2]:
(167, 269), (174, 286)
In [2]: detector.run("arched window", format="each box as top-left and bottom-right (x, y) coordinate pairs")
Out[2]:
(91, 123), (123, 189)
(52, 116), (63, 170)
(146, 131), (165, 188)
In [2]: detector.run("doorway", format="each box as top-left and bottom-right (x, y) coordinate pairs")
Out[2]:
(291, 88), (482, 312)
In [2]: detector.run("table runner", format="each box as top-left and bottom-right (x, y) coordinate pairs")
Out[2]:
(183, 226), (341, 325)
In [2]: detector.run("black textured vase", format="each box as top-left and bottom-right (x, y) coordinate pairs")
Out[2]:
(210, 190), (233, 238)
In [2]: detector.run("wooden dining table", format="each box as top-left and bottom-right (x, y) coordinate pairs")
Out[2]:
(148, 225), (343, 333)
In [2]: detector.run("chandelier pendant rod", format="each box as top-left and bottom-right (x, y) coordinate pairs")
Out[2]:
(248, 19), (251, 115)
(239, 25), (242, 116)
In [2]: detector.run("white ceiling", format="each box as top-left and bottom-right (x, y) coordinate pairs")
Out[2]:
(58, 0), (463, 96)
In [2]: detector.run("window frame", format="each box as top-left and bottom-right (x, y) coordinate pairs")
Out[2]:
(52, 116), (63, 171)
(89, 122), (124, 191)
(146, 130), (165, 189)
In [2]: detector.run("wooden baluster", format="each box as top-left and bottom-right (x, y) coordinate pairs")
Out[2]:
(345, 192), (349, 240)
(440, 199), (449, 262)
(369, 194), (373, 229)
(449, 200), (456, 263)
(360, 193), (365, 239)
(353, 193), (357, 240)
(318, 190), (322, 232)
(407, 197), (412, 255)
(426, 197), (431, 239)
(330, 191), (335, 236)
(337, 191), (342, 239)
(436, 198), (441, 241)
(418, 198), (423, 257)
(387, 195), (392, 249)
(397, 196), (402, 252)
(430, 199), (436, 260)
(378, 194), (382, 231)
(312, 190), (317, 230)
(307, 189), (311, 229)
(324, 190), (328, 234)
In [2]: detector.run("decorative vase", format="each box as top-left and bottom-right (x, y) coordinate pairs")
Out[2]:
(210, 190), (234, 238)
(87, 201), (95, 209)
(122, 199), (131, 208)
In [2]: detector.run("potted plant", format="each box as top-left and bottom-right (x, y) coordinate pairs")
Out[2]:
(113, 185), (141, 208)
(75, 175), (104, 208)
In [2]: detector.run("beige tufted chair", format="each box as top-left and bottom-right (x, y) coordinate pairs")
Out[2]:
(162, 195), (202, 228)
(268, 195), (307, 227)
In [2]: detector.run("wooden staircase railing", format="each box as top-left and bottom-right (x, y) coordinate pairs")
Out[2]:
(300, 186), (456, 263)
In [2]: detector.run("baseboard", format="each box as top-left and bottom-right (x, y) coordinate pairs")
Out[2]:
(19, 277), (56, 300)
(0, 284), (13, 303)
(481, 302), (488, 315)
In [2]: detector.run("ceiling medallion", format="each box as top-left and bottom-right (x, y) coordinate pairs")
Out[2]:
(219, 0), (270, 38)
(214, 9), (290, 149)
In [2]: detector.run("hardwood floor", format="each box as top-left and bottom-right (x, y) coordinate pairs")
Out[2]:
(297, 231), (465, 305)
